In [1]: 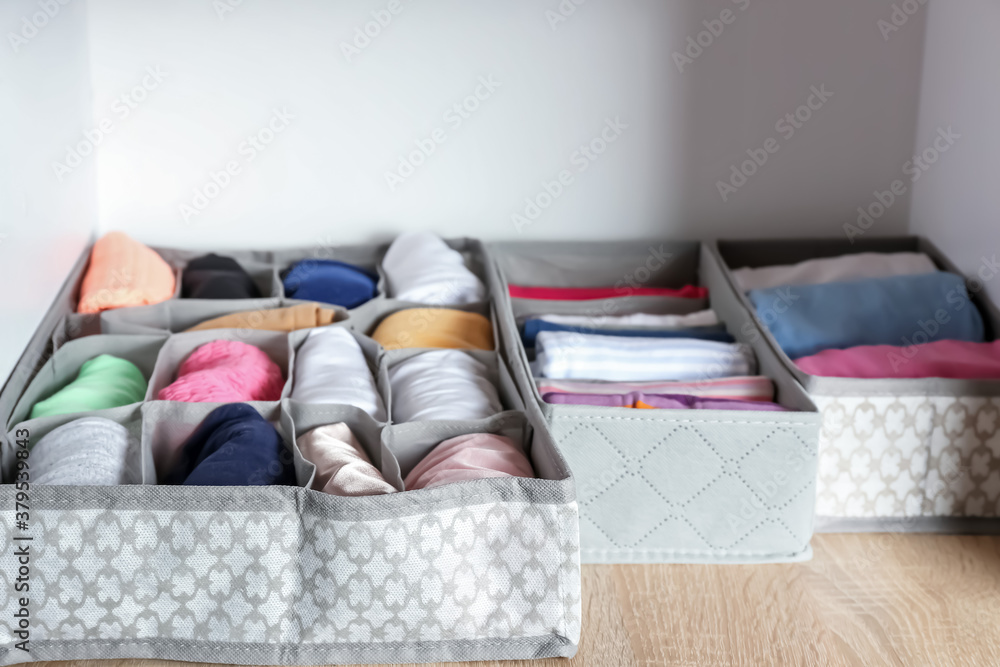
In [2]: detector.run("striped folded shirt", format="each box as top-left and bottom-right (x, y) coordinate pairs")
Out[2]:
(531, 331), (756, 382)
(529, 309), (720, 330)
(535, 376), (775, 402)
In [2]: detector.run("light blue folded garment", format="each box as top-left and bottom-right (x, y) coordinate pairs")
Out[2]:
(748, 272), (985, 359)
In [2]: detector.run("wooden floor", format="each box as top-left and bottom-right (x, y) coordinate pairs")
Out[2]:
(20, 534), (1000, 667)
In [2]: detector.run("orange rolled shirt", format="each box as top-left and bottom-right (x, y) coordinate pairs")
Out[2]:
(77, 232), (176, 314)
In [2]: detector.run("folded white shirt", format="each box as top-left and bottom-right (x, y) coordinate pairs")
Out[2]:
(534, 309), (719, 330)
(388, 349), (502, 422)
(732, 251), (938, 292)
(291, 327), (387, 420)
(31, 417), (139, 486)
(532, 331), (756, 381)
(381, 232), (486, 305)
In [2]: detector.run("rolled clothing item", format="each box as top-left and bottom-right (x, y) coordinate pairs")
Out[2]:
(794, 339), (1000, 379)
(157, 340), (284, 402)
(181, 253), (262, 299)
(186, 303), (339, 333)
(389, 350), (502, 422)
(532, 331), (756, 381)
(536, 376), (775, 402)
(297, 423), (395, 496)
(404, 433), (534, 491)
(163, 403), (295, 486)
(542, 391), (788, 411)
(371, 308), (494, 351)
(732, 251), (938, 292)
(30, 354), (147, 419)
(77, 231), (176, 313)
(282, 259), (377, 309)
(534, 309), (720, 330)
(290, 327), (386, 420)
(522, 319), (732, 349)
(748, 272), (985, 359)
(509, 284), (707, 301)
(30, 418), (138, 485)
(381, 232), (486, 305)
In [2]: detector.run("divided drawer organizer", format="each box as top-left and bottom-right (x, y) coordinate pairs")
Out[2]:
(489, 241), (821, 564)
(715, 237), (1000, 532)
(0, 239), (581, 665)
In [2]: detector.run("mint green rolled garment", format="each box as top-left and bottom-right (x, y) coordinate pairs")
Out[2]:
(30, 354), (147, 420)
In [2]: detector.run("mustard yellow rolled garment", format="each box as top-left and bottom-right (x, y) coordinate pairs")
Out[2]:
(371, 308), (494, 350)
(185, 303), (339, 333)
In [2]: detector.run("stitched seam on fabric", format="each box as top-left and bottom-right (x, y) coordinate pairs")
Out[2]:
(580, 546), (809, 558)
(551, 415), (813, 426)
(581, 512), (621, 549)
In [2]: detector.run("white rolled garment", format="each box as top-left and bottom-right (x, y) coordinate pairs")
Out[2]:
(532, 331), (756, 381)
(297, 423), (396, 496)
(381, 232), (486, 305)
(291, 327), (386, 420)
(388, 350), (502, 422)
(534, 309), (719, 330)
(31, 417), (139, 486)
(731, 251), (938, 292)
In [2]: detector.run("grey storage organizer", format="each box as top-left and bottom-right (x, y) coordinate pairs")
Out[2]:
(489, 241), (821, 564)
(0, 239), (581, 664)
(714, 237), (1000, 532)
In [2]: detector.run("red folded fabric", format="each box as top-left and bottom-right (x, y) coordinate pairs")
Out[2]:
(507, 284), (707, 300)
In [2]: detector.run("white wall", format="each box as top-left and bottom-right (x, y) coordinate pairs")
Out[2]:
(84, 0), (927, 249)
(909, 0), (1000, 304)
(0, 0), (95, 381)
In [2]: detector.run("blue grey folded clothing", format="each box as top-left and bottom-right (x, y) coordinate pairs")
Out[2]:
(30, 417), (139, 486)
(748, 271), (985, 359)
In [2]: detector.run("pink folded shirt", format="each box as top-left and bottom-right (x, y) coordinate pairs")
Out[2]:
(542, 391), (788, 411)
(536, 376), (775, 402)
(508, 284), (707, 301)
(404, 433), (535, 491)
(794, 339), (1000, 379)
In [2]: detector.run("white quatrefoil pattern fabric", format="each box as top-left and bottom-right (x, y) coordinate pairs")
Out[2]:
(0, 490), (581, 665)
(814, 395), (1000, 518)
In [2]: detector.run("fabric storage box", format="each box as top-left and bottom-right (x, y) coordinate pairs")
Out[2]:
(0, 237), (581, 664)
(714, 237), (1000, 532)
(488, 240), (821, 564)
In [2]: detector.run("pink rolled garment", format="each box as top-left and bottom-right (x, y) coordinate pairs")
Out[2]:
(297, 423), (395, 496)
(158, 340), (285, 402)
(404, 433), (535, 491)
(794, 339), (1000, 379)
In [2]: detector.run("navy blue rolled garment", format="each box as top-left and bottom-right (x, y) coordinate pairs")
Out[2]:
(748, 272), (985, 359)
(282, 259), (377, 309)
(521, 319), (734, 349)
(163, 403), (295, 486)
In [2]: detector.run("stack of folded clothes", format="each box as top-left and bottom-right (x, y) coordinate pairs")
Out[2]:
(735, 251), (999, 379)
(510, 284), (789, 411)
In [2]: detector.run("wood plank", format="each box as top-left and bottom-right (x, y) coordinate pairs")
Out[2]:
(17, 534), (1000, 667)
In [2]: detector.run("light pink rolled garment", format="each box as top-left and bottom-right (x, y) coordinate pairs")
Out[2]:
(297, 423), (396, 496)
(404, 433), (535, 491)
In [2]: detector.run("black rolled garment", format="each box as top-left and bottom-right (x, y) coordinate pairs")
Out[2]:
(182, 253), (263, 299)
